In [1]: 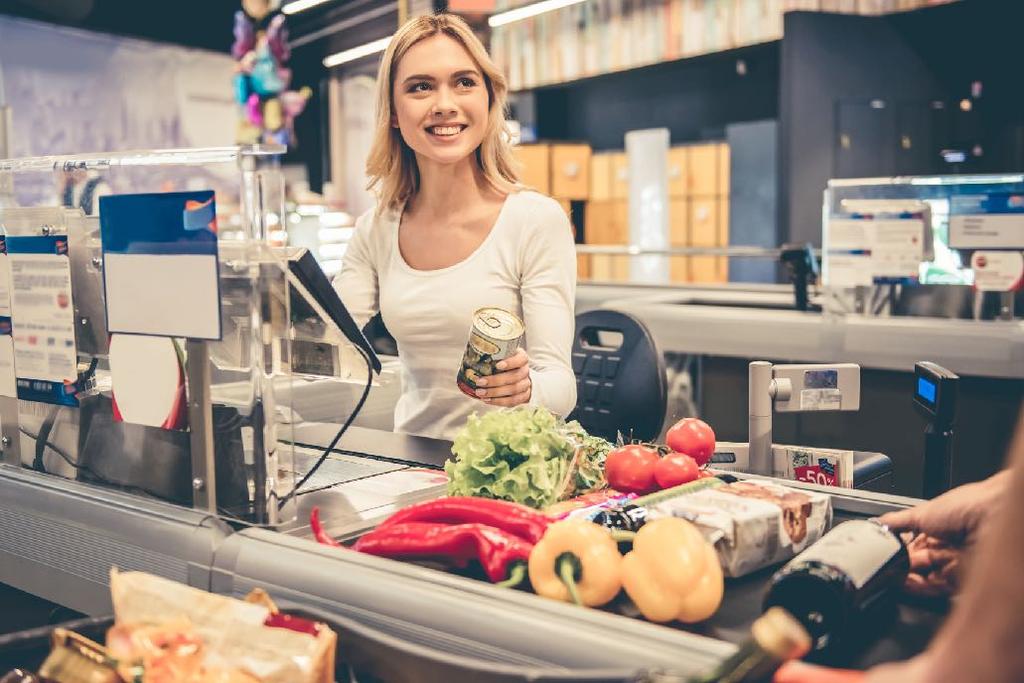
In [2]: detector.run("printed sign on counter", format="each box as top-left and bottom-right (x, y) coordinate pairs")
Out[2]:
(99, 191), (222, 340)
(949, 193), (1024, 249)
(971, 251), (1024, 292)
(5, 234), (79, 406)
(826, 216), (927, 286)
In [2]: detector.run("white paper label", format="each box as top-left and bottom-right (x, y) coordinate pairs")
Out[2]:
(971, 251), (1024, 292)
(104, 253), (221, 340)
(800, 388), (842, 410)
(950, 214), (1024, 249)
(790, 519), (900, 588)
(9, 253), (77, 383)
(826, 253), (874, 287)
(827, 217), (926, 283)
(0, 336), (16, 398)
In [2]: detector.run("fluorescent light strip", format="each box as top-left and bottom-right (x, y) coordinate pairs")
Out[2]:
(323, 36), (392, 68)
(488, 0), (587, 28)
(282, 0), (333, 15)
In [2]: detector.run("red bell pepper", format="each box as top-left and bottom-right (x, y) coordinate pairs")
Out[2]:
(309, 507), (342, 548)
(375, 497), (551, 544)
(353, 522), (533, 584)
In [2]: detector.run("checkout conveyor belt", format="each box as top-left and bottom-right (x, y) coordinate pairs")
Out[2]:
(0, 434), (937, 681)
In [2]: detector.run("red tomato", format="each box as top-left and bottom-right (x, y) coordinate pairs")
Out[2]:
(604, 444), (660, 494)
(654, 452), (699, 489)
(665, 418), (716, 467)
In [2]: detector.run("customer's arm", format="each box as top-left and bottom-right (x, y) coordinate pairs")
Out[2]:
(868, 409), (1024, 683)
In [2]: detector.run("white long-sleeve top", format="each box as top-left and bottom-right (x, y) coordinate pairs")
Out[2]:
(333, 190), (577, 440)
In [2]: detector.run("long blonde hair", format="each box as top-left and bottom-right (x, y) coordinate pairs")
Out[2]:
(365, 13), (519, 212)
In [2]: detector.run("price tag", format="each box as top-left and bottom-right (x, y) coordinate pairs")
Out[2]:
(794, 465), (839, 487)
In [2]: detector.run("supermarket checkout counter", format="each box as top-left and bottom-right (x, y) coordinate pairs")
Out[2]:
(0, 422), (933, 679)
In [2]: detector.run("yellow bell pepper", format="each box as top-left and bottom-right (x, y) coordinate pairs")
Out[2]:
(621, 517), (723, 623)
(528, 520), (622, 607)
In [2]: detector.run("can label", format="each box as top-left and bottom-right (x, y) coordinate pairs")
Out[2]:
(457, 307), (524, 398)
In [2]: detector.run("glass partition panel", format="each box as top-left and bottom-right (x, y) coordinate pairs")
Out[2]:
(0, 145), (357, 526)
(823, 174), (1024, 320)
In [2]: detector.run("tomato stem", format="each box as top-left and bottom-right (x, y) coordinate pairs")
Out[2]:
(495, 563), (527, 589)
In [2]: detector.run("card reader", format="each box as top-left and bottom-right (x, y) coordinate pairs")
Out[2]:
(913, 361), (959, 498)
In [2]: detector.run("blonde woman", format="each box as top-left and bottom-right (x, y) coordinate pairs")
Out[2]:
(333, 13), (577, 440)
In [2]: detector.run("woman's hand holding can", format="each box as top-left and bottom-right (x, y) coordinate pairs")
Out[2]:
(474, 348), (532, 407)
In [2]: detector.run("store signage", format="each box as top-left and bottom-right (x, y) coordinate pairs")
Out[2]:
(99, 191), (222, 340)
(5, 233), (79, 406)
(971, 250), (1024, 292)
(949, 193), (1024, 249)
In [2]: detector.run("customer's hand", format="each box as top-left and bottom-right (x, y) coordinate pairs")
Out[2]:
(473, 349), (532, 407)
(863, 654), (934, 683)
(877, 471), (1009, 596)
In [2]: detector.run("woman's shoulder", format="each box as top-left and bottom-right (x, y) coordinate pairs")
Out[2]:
(505, 191), (570, 229)
(353, 204), (399, 240)
(507, 190), (565, 215)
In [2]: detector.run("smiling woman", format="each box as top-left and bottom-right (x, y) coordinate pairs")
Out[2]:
(332, 13), (578, 441)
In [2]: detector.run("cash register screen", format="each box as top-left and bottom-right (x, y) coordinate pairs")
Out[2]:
(917, 376), (937, 405)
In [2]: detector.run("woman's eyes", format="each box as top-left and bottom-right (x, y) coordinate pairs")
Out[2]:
(406, 78), (477, 93)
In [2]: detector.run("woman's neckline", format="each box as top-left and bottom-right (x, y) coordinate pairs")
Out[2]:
(392, 191), (516, 275)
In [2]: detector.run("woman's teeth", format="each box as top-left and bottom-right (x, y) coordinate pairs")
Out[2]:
(430, 125), (463, 137)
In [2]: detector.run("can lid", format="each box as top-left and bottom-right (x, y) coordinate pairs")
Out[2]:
(473, 307), (524, 340)
(751, 607), (812, 661)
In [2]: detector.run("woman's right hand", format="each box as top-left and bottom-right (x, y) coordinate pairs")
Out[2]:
(877, 471), (1009, 596)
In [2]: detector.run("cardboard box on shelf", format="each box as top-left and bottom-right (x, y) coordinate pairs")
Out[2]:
(670, 197), (690, 283)
(668, 146), (689, 197)
(612, 199), (629, 244)
(512, 143), (551, 194)
(610, 152), (630, 200)
(584, 200), (615, 244)
(551, 144), (592, 200)
(688, 143), (719, 197)
(690, 197), (720, 282)
(590, 254), (631, 282)
(590, 153), (614, 201)
(717, 142), (731, 195)
(718, 195), (730, 281)
(577, 253), (591, 280)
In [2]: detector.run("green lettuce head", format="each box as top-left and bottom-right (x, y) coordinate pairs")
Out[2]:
(445, 406), (575, 509)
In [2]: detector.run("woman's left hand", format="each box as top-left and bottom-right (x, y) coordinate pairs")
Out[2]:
(474, 348), (532, 407)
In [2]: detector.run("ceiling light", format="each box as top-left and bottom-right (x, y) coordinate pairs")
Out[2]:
(323, 36), (392, 68)
(282, 0), (333, 15)
(488, 0), (587, 28)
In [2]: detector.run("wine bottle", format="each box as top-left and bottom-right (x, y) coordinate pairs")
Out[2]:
(688, 607), (811, 683)
(763, 519), (909, 656)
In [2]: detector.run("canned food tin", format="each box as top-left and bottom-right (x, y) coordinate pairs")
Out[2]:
(457, 307), (525, 398)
